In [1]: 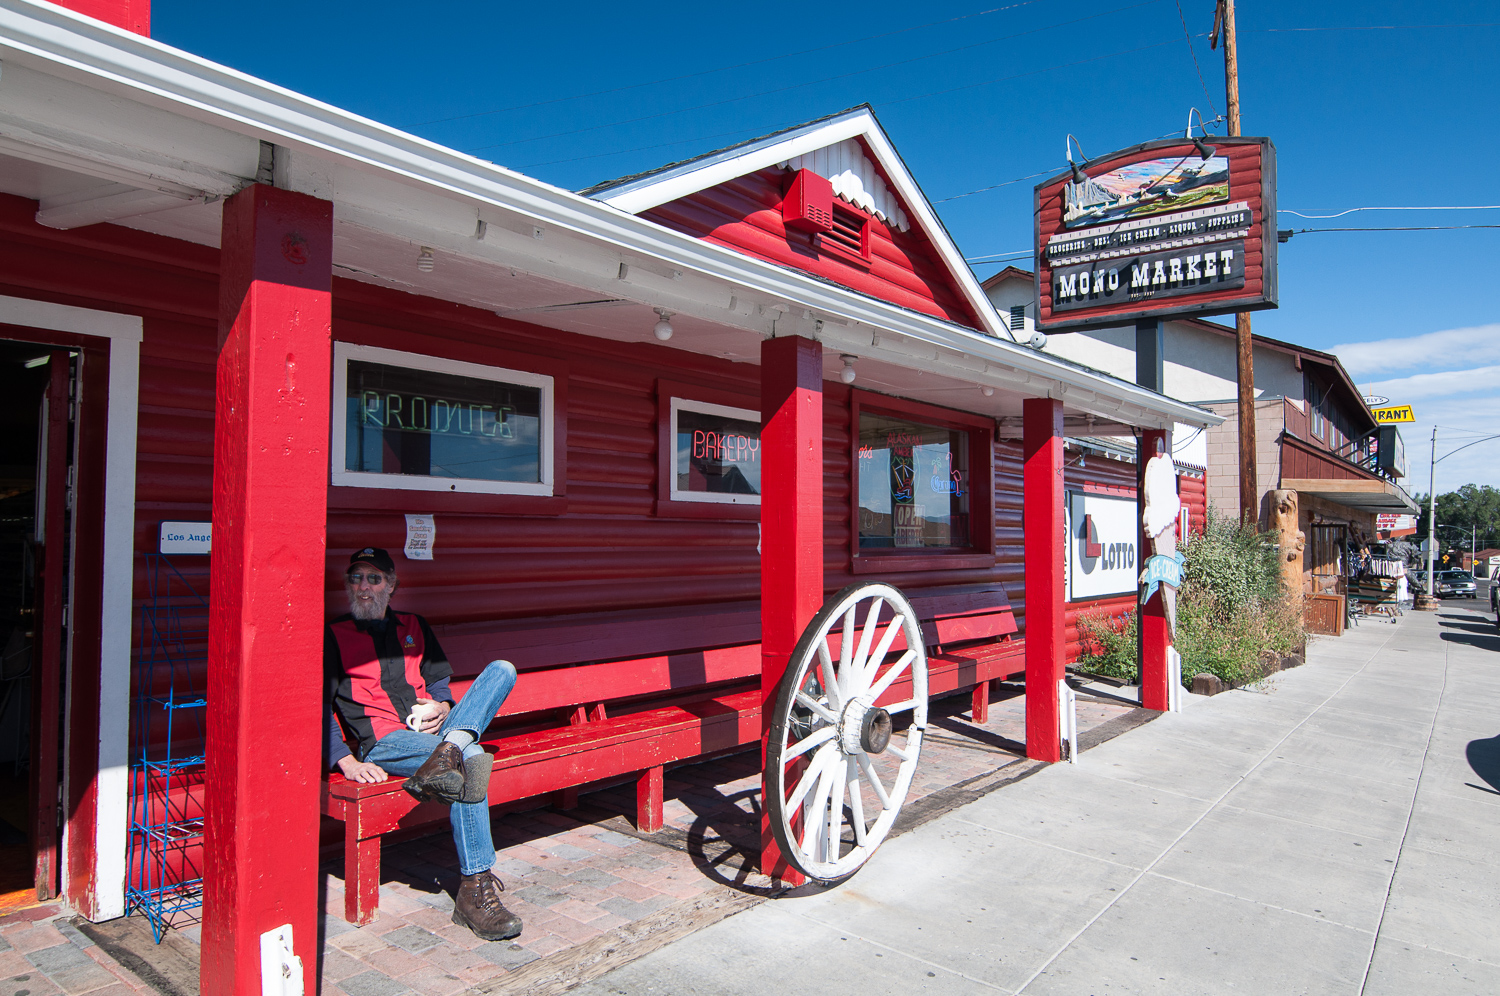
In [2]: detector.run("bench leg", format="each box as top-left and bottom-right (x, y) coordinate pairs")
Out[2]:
(555, 786), (579, 811)
(344, 821), (381, 927)
(636, 766), (664, 833)
(971, 680), (989, 725)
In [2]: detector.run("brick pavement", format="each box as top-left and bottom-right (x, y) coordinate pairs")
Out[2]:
(7, 680), (1141, 996)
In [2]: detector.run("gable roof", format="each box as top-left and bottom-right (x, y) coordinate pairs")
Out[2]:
(583, 106), (1008, 340)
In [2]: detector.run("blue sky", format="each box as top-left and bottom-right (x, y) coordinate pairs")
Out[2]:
(153, 0), (1500, 492)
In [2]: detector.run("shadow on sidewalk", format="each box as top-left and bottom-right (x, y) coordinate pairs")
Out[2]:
(1466, 735), (1500, 797)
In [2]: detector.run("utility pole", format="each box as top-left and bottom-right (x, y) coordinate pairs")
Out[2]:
(1426, 426), (1436, 599)
(1219, 0), (1257, 525)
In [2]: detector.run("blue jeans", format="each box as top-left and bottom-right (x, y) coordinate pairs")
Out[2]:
(364, 660), (516, 875)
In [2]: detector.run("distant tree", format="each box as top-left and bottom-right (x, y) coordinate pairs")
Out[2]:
(1416, 484), (1500, 551)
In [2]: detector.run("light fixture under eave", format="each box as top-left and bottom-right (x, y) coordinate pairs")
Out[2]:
(981, 386), (995, 397)
(416, 246), (435, 272)
(839, 355), (858, 385)
(653, 309), (674, 341)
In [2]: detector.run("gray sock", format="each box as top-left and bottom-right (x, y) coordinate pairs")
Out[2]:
(444, 729), (476, 751)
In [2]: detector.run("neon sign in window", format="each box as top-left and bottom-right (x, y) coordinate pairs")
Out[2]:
(857, 413), (970, 549)
(331, 342), (553, 496)
(670, 398), (761, 504)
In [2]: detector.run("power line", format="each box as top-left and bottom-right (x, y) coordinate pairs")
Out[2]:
(1173, 0), (1219, 117)
(963, 250), (1034, 263)
(1283, 225), (1500, 236)
(1280, 205), (1500, 220)
(1259, 22), (1500, 32)
(462, 0), (1165, 154)
(414, 0), (1055, 128)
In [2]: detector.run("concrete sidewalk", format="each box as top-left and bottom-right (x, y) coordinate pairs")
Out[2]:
(573, 603), (1500, 995)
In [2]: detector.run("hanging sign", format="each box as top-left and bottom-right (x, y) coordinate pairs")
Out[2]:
(159, 521), (211, 555)
(1371, 404), (1415, 424)
(1034, 136), (1278, 332)
(404, 514), (435, 560)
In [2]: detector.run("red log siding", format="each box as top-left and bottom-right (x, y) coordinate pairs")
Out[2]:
(642, 167), (983, 330)
(1036, 140), (1268, 325)
(1180, 469), (1207, 536)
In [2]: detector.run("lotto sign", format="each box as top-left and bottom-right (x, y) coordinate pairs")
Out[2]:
(1034, 136), (1278, 331)
(1066, 491), (1139, 600)
(1372, 405), (1415, 424)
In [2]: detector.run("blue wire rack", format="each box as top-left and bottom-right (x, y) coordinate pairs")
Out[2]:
(125, 554), (208, 942)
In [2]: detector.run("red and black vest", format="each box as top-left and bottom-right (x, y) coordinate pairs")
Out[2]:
(325, 610), (453, 758)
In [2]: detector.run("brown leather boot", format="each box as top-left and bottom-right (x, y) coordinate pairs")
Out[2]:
(402, 741), (465, 803)
(461, 750), (494, 804)
(452, 870), (522, 941)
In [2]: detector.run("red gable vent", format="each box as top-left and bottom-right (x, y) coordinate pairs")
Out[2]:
(782, 169), (834, 233)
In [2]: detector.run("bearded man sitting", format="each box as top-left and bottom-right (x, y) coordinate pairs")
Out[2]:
(325, 546), (523, 940)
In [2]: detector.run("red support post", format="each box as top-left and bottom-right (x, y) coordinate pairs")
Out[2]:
(759, 335), (823, 888)
(1023, 398), (1065, 763)
(202, 184), (331, 996)
(970, 681), (989, 726)
(1138, 428), (1172, 711)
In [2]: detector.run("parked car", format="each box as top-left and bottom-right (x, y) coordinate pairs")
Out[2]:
(1437, 569), (1478, 599)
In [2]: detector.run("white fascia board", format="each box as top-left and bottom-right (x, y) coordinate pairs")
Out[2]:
(0, 1), (1209, 428)
(590, 107), (1007, 341)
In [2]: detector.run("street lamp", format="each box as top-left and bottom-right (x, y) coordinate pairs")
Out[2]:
(1425, 431), (1500, 598)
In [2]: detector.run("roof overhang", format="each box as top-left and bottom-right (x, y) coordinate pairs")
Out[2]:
(1282, 478), (1419, 513)
(0, 0), (1220, 432)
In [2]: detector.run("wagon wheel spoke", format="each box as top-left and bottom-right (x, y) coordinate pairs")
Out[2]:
(784, 724), (836, 762)
(794, 691), (839, 725)
(787, 743), (839, 815)
(825, 759), (848, 861)
(869, 648), (916, 702)
(850, 597), (885, 688)
(857, 752), (893, 810)
(845, 757), (867, 846)
(816, 642), (841, 711)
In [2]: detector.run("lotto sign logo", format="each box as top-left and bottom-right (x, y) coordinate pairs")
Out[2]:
(1372, 405), (1415, 424)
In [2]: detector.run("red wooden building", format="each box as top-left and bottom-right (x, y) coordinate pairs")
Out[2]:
(0, 2), (1219, 993)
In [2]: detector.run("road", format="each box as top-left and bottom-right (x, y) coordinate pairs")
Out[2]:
(573, 600), (1500, 995)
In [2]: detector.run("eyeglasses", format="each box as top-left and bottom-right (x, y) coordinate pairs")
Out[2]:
(346, 572), (389, 586)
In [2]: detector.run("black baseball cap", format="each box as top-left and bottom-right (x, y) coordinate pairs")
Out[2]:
(348, 547), (396, 574)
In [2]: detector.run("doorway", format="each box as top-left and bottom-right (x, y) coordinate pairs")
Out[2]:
(0, 340), (74, 911)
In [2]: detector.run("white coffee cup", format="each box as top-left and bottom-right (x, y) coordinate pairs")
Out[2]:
(406, 700), (440, 732)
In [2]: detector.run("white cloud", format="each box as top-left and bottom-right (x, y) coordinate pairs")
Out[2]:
(1396, 392), (1500, 493)
(1332, 323), (1500, 377)
(1362, 365), (1500, 403)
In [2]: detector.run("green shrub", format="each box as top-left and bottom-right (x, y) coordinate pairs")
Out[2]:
(1073, 507), (1305, 688)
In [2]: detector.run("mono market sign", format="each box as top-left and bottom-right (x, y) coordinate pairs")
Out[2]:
(1066, 491), (1139, 600)
(1033, 136), (1278, 332)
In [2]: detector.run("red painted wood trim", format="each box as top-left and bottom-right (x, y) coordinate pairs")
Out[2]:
(847, 389), (996, 574)
(1023, 398), (1064, 763)
(1138, 430), (1171, 712)
(54, 0), (150, 35)
(759, 335), (823, 887)
(202, 185), (332, 996)
(31, 352), (69, 900)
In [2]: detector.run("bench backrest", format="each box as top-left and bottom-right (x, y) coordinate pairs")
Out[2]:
(436, 583), (1016, 718)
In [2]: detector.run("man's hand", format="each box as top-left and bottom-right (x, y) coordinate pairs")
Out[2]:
(337, 756), (388, 784)
(414, 697), (451, 734)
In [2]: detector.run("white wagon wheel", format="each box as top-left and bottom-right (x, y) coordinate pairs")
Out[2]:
(766, 582), (928, 884)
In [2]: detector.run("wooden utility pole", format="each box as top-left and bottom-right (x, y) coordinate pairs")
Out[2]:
(1221, 0), (1257, 525)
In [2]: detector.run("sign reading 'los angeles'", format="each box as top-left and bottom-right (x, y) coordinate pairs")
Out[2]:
(1034, 136), (1278, 332)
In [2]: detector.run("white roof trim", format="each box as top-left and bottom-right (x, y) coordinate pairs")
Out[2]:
(0, 2), (1218, 430)
(588, 107), (1007, 340)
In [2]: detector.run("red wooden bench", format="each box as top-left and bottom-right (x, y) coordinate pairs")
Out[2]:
(320, 584), (1023, 925)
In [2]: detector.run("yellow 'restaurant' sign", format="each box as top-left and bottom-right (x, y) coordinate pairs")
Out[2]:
(1372, 405), (1415, 424)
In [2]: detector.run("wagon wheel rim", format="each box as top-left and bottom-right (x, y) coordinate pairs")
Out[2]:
(766, 582), (928, 883)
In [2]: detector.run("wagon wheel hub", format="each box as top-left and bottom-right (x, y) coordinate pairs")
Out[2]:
(839, 696), (892, 755)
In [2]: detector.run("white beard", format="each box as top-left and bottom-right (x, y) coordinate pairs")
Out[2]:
(347, 585), (393, 621)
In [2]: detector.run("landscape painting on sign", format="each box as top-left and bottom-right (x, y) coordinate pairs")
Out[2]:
(1064, 154), (1230, 228)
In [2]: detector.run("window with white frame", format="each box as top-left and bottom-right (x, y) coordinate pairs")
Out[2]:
(331, 342), (554, 495)
(669, 397), (761, 504)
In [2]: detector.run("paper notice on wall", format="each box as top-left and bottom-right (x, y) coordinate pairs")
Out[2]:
(404, 514), (435, 560)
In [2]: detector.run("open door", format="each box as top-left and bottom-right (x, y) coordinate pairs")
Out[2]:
(30, 350), (72, 900)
